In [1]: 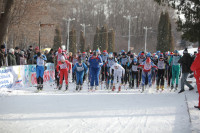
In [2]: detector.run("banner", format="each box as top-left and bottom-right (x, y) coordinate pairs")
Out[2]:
(0, 63), (55, 89)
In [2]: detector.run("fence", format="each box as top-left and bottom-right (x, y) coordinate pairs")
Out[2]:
(0, 63), (55, 89)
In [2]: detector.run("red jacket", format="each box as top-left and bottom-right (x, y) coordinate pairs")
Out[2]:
(190, 53), (200, 78)
(56, 60), (71, 72)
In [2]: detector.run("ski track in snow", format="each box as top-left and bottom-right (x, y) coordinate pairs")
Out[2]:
(0, 80), (199, 133)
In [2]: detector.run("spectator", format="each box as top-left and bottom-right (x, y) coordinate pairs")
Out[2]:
(0, 45), (6, 67)
(178, 48), (194, 93)
(33, 46), (40, 64)
(15, 47), (21, 65)
(47, 49), (54, 63)
(20, 51), (27, 65)
(8, 48), (16, 66)
(68, 52), (73, 62)
(44, 50), (49, 57)
(27, 45), (34, 64)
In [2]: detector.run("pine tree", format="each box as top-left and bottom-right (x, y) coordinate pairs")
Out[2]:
(157, 11), (174, 52)
(80, 31), (85, 52)
(100, 24), (108, 51)
(108, 29), (115, 52)
(68, 27), (77, 53)
(93, 27), (100, 51)
(155, 0), (200, 46)
(53, 25), (62, 51)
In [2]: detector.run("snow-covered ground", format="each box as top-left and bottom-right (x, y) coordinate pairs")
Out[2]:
(0, 78), (199, 133)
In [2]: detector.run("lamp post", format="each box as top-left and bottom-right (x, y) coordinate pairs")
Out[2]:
(143, 26), (152, 53)
(63, 18), (75, 53)
(123, 15), (137, 52)
(80, 23), (90, 37)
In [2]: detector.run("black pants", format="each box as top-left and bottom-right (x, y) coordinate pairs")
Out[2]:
(55, 69), (59, 87)
(167, 66), (172, 86)
(157, 69), (165, 86)
(37, 77), (43, 85)
(122, 65), (128, 84)
(131, 71), (139, 87)
(101, 66), (107, 82)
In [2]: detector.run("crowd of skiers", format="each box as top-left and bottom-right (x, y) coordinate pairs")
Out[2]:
(0, 44), (200, 110)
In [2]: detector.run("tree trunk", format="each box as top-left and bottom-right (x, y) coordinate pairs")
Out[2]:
(0, 0), (14, 45)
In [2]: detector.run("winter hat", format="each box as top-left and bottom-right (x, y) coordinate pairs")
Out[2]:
(170, 52), (174, 55)
(159, 54), (164, 59)
(183, 48), (188, 54)
(108, 53), (113, 58)
(103, 50), (107, 54)
(133, 58), (137, 63)
(0, 45), (5, 49)
(155, 55), (158, 58)
(93, 51), (97, 56)
(130, 54), (134, 59)
(60, 56), (65, 62)
(35, 46), (39, 51)
(9, 48), (14, 53)
(146, 57), (151, 64)
(37, 52), (41, 57)
(15, 47), (19, 50)
(58, 47), (62, 54)
(174, 50), (179, 54)
(146, 52), (151, 57)
(82, 52), (86, 55)
(122, 52), (126, 56)
(20, 51), (24, 55)
(127, 51), (131, 55)
(121, 50), (125, 53)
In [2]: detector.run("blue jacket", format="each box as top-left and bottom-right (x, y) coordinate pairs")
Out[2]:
(72, 62), (88, 74)
(88, 55), (103, 69)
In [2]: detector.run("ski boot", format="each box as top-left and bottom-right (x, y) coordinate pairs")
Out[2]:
(141, 86), (145, 92)
(65, 84), (68, 91)
(80, 85), (82, 91)
(58, 84), (62, 90)
(156, 85), (159, 91)
(40, 84), (43, 90)
(95, 86), (98, 90)
(160, 85), (164, 91)
(175, 84), (178, 91)
(106, 83), (109, 89)
(171, 85), (174, 90)
(76, 85), (79, 91)
(90, 86), (94, 91)
(112, 86), (116, 91)
(118, 86), (121, 92)
(37, 84), (40, 90)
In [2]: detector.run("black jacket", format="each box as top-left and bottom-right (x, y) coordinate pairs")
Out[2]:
(15, 52), (20, 65)
(178, 53), (193, 73)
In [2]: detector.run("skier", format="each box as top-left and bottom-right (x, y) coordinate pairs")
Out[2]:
(169, 50), (181, 90)
(110, 60), (125, 92)
(88, 51), (103, 91)
(72, 58), (88, 91)
(190, 46), (200, 110)
(119, 52), (129, 85)
(101, 50), (108, 83)
(152, 54), (158, 85)
(167, 52), (174, 87)
(139, 53), (158, 91)
(56, 56), (71, 90)
(137, 52), (146, 84)
(34, 52), (47, 90)
(106, 53), (116, 89)
(72, 54), (78, 82)
(156, 53), (168, 91)
(128, 57), (139, 88)
(127, 54), (135, 88)
(81, 52), (88, 82)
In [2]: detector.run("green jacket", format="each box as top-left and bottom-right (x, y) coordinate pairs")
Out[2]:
(8, 53), (16, 66)
(0, 50), (6, 67)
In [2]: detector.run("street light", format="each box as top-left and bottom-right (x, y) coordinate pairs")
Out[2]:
(123, 15), (137, 52)
(143, 26), (152, 53)
(63, 17), (75, 53)
(80, 23), (90, 37)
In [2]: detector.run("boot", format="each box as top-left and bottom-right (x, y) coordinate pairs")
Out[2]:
(66, 84), (68, 90)
(156, 85), (159, 90)
(189, 87), (194, 91)
(178, 89), (185, 94)
(142, 86), (144, 92)
(112, 86), (115, 91)
(80, 85), (82, 91)
(171, 85), (174, 90)
(90, 86), (94, 91)
(106, 83), (109, 89)
(58, 84), (62, 90)
(37, 84), (40, 90)
(118, 86), (121, 92)
(95, 86), (98, 90)
(40, 84), (43, 90)
(76, 85), (79, 91)
(194, 106), (200, 110)
(175, 84), (178, 90)
(160, 85), (164, 91)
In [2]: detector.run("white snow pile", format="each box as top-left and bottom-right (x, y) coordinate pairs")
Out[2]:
(179, 47), (198, 56)
(0, 77), (199, 133)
